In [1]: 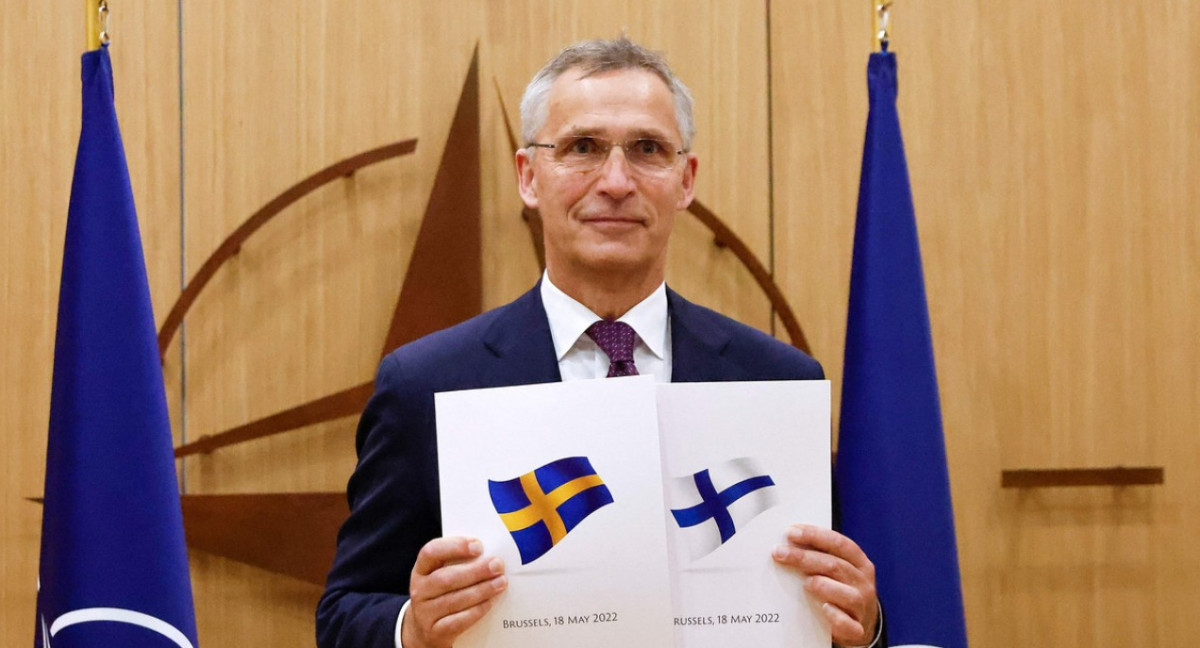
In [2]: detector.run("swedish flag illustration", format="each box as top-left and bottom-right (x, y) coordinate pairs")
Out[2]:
(488, 456), (614, 564)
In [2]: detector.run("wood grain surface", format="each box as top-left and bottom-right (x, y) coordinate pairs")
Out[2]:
(4, 2), (1197, 646)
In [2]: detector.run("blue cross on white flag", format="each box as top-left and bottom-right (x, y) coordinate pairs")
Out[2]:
(667, 457), (779, 560)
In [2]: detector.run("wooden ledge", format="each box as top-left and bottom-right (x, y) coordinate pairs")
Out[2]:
(1001, 466), (1164, 488)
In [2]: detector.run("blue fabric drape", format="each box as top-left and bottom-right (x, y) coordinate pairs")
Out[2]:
(836, 51), (969, 648)
(35, 45), (198, 648)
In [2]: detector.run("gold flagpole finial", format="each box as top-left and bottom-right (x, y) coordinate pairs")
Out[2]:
(872, 0), (893, 52)
(85, 0), (110, 51)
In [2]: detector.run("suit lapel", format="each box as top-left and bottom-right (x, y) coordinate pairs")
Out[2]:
(667, 288), (736, 383)
(480, 284), (562, 386)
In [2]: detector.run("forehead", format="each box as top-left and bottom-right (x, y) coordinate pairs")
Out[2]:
(542, 67), (680, 140)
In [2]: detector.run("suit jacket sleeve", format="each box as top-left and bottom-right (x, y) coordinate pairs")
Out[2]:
(316, 353), (441, 648)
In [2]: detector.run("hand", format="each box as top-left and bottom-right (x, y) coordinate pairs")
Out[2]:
(401, 536), (508, 648)
(773, 524), (879, 646)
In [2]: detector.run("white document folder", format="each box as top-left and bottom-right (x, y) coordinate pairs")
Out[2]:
(437, 377), (831, 647)
(658, 380), (831, 648)
(437, 375), (673, 648)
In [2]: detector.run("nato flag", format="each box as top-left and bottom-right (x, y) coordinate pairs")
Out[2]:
(835, 50), (969, 648)
(34, 45), (198, 648)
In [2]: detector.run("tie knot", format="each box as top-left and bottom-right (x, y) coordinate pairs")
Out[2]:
(586, 320), (638, 377)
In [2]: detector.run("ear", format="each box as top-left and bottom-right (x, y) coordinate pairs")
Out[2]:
(515, 148), (539, 209)
(675, 152), (699, 211)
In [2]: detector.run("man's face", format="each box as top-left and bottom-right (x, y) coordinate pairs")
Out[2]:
(516, 68), (697, 284)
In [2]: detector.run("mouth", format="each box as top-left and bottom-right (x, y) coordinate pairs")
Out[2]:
(579, 217), (645, 235)
(578, 213), (645, 227)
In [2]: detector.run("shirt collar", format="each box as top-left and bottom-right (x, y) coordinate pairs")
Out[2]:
(540, 270), (669, 361)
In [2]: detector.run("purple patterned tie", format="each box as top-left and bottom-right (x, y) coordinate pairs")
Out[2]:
(586, 320), (639, 378)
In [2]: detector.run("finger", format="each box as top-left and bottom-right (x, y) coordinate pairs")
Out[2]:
(805, 574), (863, 607)
(413, 536), (483, 576)
(430, 572), (508, 618)
(772, 543), (863, 588)
(787, 525), (872, 573)
(412, 556), (506, 604)
(820, 602), (871, 647)
(804, 575), (875, 628)
(429, 594), (498, 642)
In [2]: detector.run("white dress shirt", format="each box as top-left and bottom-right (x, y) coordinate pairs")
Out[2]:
(540, 271), (672, 383)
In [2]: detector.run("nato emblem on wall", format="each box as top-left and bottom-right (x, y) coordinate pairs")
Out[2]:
(166, 47), (813, 586)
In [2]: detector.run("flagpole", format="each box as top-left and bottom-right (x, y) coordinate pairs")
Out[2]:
(85, 0), (109, 51)
(872, 0), (892, 52)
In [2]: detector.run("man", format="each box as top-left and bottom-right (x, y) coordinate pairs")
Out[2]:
(317, 38), (883, 648)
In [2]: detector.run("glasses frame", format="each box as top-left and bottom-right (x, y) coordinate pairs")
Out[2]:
(527, 135), (688, 174)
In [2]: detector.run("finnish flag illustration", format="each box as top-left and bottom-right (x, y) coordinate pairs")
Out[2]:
(668, 457), (780, 559)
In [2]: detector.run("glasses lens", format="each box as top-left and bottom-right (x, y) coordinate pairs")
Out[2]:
(624, 139), (676, 170)
(554, 136), (610, 170)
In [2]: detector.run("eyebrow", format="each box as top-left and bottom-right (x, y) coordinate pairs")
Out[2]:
(561, 126), (675, 142)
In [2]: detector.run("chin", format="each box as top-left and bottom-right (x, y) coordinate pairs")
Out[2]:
(576, 250), (659, 276)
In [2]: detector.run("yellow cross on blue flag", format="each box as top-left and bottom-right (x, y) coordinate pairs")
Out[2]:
(488, 457), (614, 564)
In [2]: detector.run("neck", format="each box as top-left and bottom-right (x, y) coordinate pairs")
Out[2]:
(547, 265), (663, 319)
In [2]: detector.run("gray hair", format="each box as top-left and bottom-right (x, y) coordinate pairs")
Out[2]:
(519, 37), (696, 151)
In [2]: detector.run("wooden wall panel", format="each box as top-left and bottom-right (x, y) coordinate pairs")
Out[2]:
(0, 7), (76, 642)
(773, 1), (1200, 646)
(178, 2), (444, 443)
(177, 2), (488, 644)
(768, 1), (868, 397)
(0, 2), (181, 644)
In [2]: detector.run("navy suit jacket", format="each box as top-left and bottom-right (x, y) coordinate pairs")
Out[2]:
(316, 285), (825, 648)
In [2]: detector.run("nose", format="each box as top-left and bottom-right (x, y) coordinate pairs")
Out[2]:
(593, 146), (637, 199)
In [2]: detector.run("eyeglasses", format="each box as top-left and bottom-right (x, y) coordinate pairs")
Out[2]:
(527, 135), (686, 175)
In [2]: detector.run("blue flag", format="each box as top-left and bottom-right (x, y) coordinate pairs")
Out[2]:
(35, 45), (199, 648)
(488, 457), (614, 564)
(835, 50), (968, 648)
